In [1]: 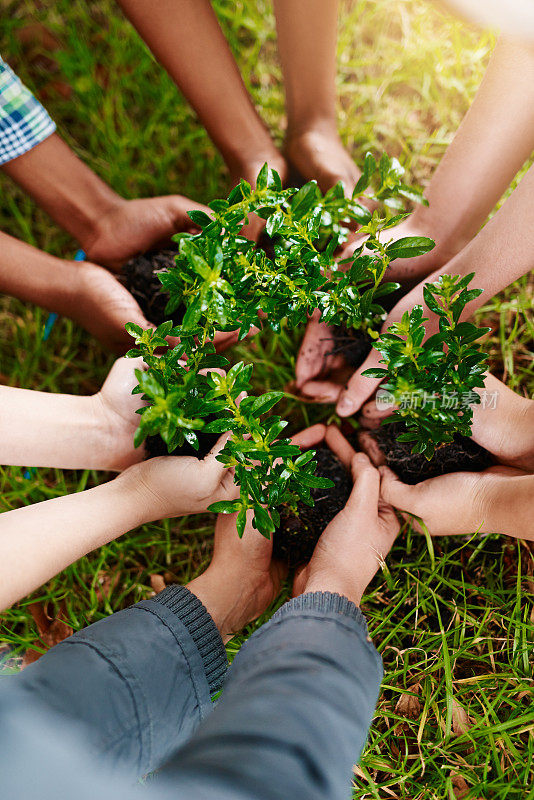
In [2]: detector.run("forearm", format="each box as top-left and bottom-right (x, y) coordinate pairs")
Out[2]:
(1, 134), (121, 248)
(0, 471), (157, 610)
(483, 475), (534, 539)
(0, 231), (78, 314)
(118, 0), (278, 174)
(160, 593), (382, 800)
(412, 38), (534, 252)
(274, 0), (338, 131)
(0, 386), (116, 470)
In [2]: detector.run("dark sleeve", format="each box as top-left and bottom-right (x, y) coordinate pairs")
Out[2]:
(158, 592), (383, 800)
(10, 584), (227, 778)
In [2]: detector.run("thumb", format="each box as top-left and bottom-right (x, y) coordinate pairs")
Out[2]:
(336, 347), (384, 418)
(346, 452), (380, 509)
(378, 465), (419, 513)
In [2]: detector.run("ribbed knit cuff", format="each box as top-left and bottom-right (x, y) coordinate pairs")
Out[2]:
(152, 585), (227, 694)
(273, 592), (369, 634)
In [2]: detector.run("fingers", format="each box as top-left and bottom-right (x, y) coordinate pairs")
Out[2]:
(346, 452), (380, 509)
(378, 465), (419, 514)
(324, 425), (356, 470)
(290, 424), (327, 449)
(213, 328), (242, 352)
(359, 396), (395, 430)
(205, 431), (233, 463)
(295, 311), (335, 389)
(300, 378), (344, 404)
(335, 348), (384, 417)
(357, 430), (386, 467)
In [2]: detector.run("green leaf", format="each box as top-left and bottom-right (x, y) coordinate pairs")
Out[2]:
(208, 500), (241, 514)
(297, 473), (335, 489)
(188, 209), (213, 228)
(290, 182), (319, 220)
(385, 236), (435, 260)
(361, 368), (388, 378)
(251, 391), (284, 417)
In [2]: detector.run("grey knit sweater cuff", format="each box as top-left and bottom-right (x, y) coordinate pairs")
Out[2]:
(153, 584), (227, 694)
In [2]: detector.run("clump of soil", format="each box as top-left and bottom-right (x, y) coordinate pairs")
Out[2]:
(371, 420), (493, 485)
(145, 428), (220, 460)
(272, 446), (352, 567)
(121, 245), (183, 326)
(331, 326), (374, 370)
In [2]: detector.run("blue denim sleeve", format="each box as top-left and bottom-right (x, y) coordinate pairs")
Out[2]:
(5, 585), (227, 778)
(159, 592), (383, 800)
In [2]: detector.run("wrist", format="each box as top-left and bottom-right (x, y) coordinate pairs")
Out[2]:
(2, 134), (122, 247)
(408, 206), (469, 266)
(477, 474), (534, 538)
(187, 567), (257, 643)
(301, 568), (363, 608)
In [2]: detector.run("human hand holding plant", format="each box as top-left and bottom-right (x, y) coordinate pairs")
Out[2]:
(359, 373), (534, 473)
(81, 195), (214, 272)
(72, 261), (156, 352)
(293, 428), (399, 607)
(188, 509), (287, 642)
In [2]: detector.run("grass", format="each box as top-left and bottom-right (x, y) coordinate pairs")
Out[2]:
(0, 0), (533, 797)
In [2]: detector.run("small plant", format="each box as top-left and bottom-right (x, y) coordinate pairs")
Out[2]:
(363, 273), (490, 459)
(127, 155), (434, 536)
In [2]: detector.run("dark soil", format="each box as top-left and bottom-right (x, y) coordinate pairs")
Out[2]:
(145, 428), (220, 460)
(121, 245), (183, 326)
(331, 326), (374, 370)
(272, 446), (352, 567)
(371, 420), (493, 485)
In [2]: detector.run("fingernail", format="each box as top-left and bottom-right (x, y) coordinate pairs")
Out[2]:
(336, 397), (354, 416)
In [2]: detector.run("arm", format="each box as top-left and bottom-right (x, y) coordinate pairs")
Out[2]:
(2, 135), (211, 271)
(406, 38), (534, 261)
(0, 433), (242, 611)
(380, 468), (534, 540)
(0, 357), (143, 471)
(161, 593), (382, 800)
(0, 231), (152, 351)
(117, 0), (285, 186)
(296, 38), (534, 390)
(2, 459), (287, 786)
(274, 0), (361, 194)
(159, 439), (398, 800)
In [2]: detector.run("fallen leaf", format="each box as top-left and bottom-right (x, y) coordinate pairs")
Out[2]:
(21, 602), (73, 669)
(451, 773), (469, 799)
(41, 80), (72, 100)
(452, 697), (471, 737)
(395, 684), (421, 719)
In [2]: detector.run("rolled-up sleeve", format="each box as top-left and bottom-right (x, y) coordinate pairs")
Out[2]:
(0, 57), (56, 165)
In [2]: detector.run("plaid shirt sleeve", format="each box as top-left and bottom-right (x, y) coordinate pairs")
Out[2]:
(0, 57), (56, 165)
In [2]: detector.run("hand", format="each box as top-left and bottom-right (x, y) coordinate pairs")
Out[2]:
(293, 427), (400, 606)
(81, 195), (212, 271)
(358, 372), (534, 473)
(188, 510), (287, 641)
(378, 464), (533, 539)
(285, 122), (361, 195)
(90, 356), (146, 472)
(128, 432), (240, 520)
(71, 261), (153, 352)
(296, 221), (449, 405)
(295, 310), (356, 400)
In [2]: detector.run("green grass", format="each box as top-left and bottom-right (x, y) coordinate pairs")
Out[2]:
(0, 1), (533, 797)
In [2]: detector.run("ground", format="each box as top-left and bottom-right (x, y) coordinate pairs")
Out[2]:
(0, 1), (533, 797)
